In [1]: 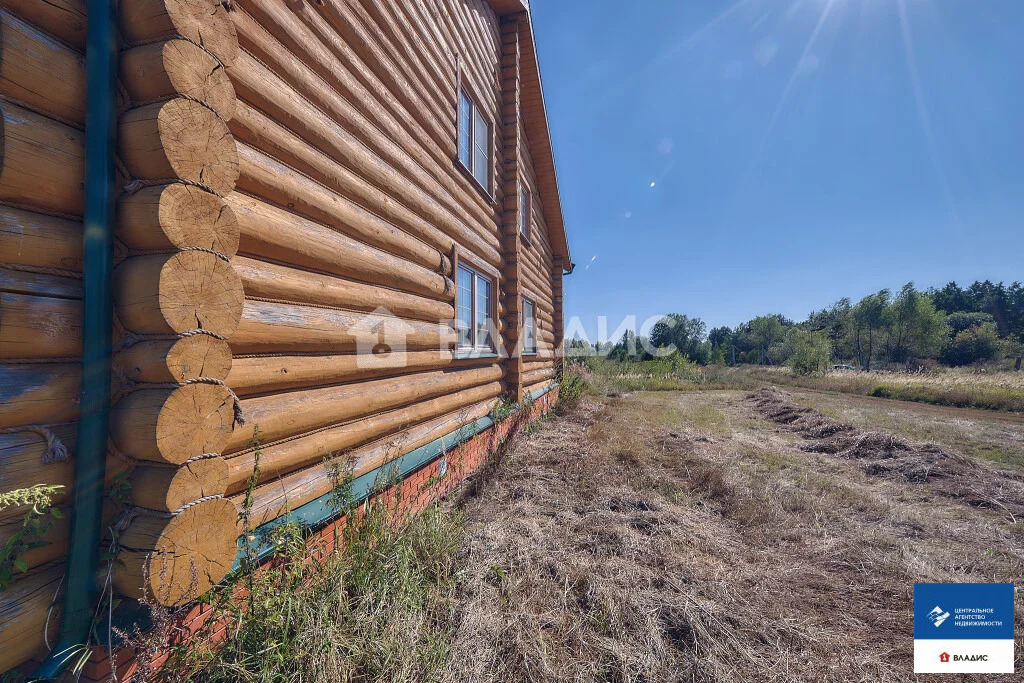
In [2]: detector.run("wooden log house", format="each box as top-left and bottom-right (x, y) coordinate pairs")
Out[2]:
(0, 0), (571, 672)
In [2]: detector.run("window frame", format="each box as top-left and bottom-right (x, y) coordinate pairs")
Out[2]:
(522, 297), (537, 355)
(519, 182), (532, 242)
(456, 85), (492, 196)
(456, 262), (496, 353)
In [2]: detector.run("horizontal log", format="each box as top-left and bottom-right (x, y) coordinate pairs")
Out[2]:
(110, 384), (236, 464)
(226, 350), (473, 396)
(129, 457), (228, 512)
(119, 98), (238, 196)
(229, 82), (454, 253)
(114, 497), (238, 606)
(324, 0), (453, 153)
(229, 299), (455, 356)
(120, 0), (238, 68)
(225, 381), (502, 493)
(114, 252), (244, 336)
(228, 59), (499, 267)
(0, 9), (85, 123)
(0, 204), (82, 271)
(0, 0), (84, 49)
(0, 564), (62, 673)
(525, 379), (555, 397)
(229, 4), (497, 242)
(0, 512), (65, 573)
(116, 335), (232, 384)
(0, 500), (116, 569)
(235, 142), (443, 272)
(522, 367), (555, 386)
(303, 0), (453, 174)
(229, 192), (450, 300)
(225, 364), (503, 452)
(1, 340), (226, 428)
(353, 0), (453, 129)
(0, 265), (80, 298)
(0, 363), (79, 428)
(232, 255), (453, 323)
(233, 398), (496, 527)
(0, 100), (84, 216)
(117, 183), (239, 255)
(120, 39), (236, 121)
(0, 292), (80, 358)
(0, 428), (130, 521)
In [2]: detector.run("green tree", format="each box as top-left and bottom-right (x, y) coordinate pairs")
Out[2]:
(749, 315), (787, 365)
(807, 298), (855, 363)
(607, 330), (652, 361)
(853, 290), (889, 371)
(708, 326), (732, 365)
(944, 311), (995, 336)
(883, 283), (946, 363)
(649, 314), (709, 363)
(941, 323), (1003, 366)
(785, 329), (833, 375)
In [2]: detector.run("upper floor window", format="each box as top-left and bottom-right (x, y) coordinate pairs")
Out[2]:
(520, 184), (531, 241)
(522, 298), (537, 354)
(458, 88), (491, 193)
(457, 263), (494, 351)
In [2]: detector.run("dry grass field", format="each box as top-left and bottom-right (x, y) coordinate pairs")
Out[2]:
(742, 366), (1024, 413)
(446, 387), (1024, 682)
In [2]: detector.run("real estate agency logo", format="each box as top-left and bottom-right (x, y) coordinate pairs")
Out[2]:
(928, 605), (950, 628)
(913, 583), (1014, 674)
(938, 651), (990, 664)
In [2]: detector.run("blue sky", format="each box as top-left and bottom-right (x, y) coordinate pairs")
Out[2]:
(531, 0), (1024, 341)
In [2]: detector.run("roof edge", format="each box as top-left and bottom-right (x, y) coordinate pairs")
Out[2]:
(488, 1), (572, 268)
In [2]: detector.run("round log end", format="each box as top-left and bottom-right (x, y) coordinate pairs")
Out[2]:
(160, 39), (236, 120)
(155, 383), (236, 463)
(162, 183), (240, 254)
(114, 251), (244, 336)
(120, 99), (239, 196)
(159, 250), (243, 334)
(130, 457), (230, 511)
(112, 384), (236, 464)
(158, 98), (238, 195)
(116, 334), (233, 383)
(121, 0), (239, 69)
(118, 183), (240, 255)
(115, 498), (239, 607)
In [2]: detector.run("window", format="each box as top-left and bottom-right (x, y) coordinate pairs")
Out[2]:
(457, 87), (491, 193)
(457, 264), (494, 351)
(520, 184), (531, 240)
(522, 298), (537, 354)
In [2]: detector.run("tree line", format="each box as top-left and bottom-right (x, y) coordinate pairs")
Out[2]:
(578, 280), (1024, 373)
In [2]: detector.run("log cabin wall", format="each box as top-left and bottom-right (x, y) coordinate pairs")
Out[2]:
(0, 0), (568, 672)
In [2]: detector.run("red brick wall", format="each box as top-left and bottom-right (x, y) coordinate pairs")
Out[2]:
(77, 388), (558, 682)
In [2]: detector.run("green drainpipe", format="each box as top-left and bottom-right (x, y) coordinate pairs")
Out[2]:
(32, 0), (118, 678)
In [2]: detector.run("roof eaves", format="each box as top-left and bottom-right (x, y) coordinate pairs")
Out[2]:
(487, 0), (572, 269)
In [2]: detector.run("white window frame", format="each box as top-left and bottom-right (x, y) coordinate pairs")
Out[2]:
(520, 183), (531, 241)
(457, 86), (491, 194)
(457, 263), (495, 352)
(522, 297), (537, 355)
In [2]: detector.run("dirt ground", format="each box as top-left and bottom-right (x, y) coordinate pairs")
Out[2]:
(445, 388), (1024, 682)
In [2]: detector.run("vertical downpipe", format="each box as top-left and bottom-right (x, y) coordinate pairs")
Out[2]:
(32, 0), (118, 678)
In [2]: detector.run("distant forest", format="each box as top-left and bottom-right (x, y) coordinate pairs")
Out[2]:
(575, 280), (1024, 373)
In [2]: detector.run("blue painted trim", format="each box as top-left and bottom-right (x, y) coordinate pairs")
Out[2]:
(233, 383), (555, 570)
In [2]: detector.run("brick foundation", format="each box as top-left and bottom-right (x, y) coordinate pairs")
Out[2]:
(74, 388), (558, 682)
